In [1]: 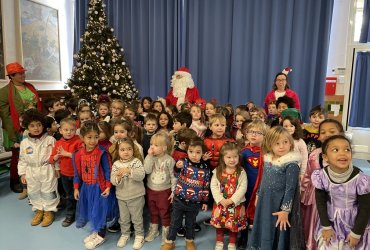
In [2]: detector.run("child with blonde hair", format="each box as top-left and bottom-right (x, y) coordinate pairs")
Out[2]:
(248, 126), (304, 249)
(110, 99), (125, 120)
(144, 132), (176, 245)
(111, 138), (146, 249)
(49, 117), (82, 227)
(238, 120), (268, 248)
(211, 142), (247, 250)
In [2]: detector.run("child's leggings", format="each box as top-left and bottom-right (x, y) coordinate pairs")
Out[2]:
(216, 228), (237, 243)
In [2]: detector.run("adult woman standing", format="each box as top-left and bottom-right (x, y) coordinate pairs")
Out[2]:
(0, 62), (42, 192)
(264, 72), (301, 112)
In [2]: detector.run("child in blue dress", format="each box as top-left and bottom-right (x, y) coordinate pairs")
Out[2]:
(73, 121), (116, 250)
(248, 126), (304, 250)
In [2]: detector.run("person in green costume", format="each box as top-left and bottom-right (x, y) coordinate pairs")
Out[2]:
(0, 62), (42, 193)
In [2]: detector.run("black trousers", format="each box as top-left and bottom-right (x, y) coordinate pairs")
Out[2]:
(167, 198), (201, 241)
(60, 175), (76, 218)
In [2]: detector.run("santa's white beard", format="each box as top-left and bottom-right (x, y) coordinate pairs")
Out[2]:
(171, 74), (195, 107)
(172, 77), (189, 99)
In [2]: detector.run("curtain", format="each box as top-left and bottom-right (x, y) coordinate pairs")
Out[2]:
(74, 0), (179, 98)
(349, 52), (370, 127)
(182, 0), (334, 119)
(360, 0), (370, 43)
(74, 0), (334, 119)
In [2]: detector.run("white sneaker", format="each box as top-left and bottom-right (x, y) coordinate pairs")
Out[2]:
(228, 243), (236, 250)
(117, 234), (130, 248)
(83, 233), (97, 244)
(132, 235), (145, 249)
(84, 234), (105, 250)
(215, 241), (224, 250)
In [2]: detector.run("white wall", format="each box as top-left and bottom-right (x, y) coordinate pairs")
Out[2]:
(0, 0), (74, 90)
(326, 0), (351, 94)
(326, 0), (370, 160)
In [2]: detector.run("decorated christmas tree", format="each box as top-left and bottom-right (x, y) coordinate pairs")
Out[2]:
(66, 0), (138, 106)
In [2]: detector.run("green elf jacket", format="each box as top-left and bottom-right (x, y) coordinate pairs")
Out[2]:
(0, 82), (41, 148)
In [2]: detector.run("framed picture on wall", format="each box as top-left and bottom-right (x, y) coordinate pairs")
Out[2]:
(0, 1), (5, 79)
(19, 0), (61, 81)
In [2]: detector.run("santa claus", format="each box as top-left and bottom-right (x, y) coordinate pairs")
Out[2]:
(165, 67), (200, 108)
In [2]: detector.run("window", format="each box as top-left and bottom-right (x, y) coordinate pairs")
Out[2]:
(354, 0), (364, 41)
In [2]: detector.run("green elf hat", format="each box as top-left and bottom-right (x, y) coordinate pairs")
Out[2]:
(281, 108), (302, 121)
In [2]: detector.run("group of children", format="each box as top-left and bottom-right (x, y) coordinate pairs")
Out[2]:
(10, 94), (370, 250)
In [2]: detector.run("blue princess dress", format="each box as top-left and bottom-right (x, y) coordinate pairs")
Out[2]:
(248, 152), (305, 250)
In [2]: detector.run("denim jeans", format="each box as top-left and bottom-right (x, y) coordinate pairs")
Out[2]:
(167, 197), (201, 241)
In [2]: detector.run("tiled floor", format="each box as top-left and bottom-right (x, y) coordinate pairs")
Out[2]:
(0, 159), (369, 250)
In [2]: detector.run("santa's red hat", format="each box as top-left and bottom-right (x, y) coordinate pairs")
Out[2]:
(175, 67), (192, 78)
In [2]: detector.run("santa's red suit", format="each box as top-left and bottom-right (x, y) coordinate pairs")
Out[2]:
(165, 67), (200, 107)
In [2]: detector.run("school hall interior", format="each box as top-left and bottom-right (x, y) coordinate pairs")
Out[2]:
(0, 0), (370, 249)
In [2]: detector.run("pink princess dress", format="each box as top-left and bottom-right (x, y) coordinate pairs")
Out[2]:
(301, 148), (327, 250)
(312, 167), (370, 250)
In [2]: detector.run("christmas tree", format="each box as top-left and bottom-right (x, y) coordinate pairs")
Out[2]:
(66, 0), (138, 106)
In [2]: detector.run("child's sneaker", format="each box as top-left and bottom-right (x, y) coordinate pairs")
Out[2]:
(228, 243), (236, 250)
(108, 222), (120, 233)
(176, 227), (186, 237)
(194, 223), (202, 232)
(85, 234), (105, 250)
(203, 218), (211, 226)
(31, 210), (44, 226)
(84, 233), (97, 244)
(41, 211), (55, 227)
(62, 216), (75, 227)
(132, 235), (145, 249)
(117, 234), (130, 248)
(215, 241), (224, 250)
